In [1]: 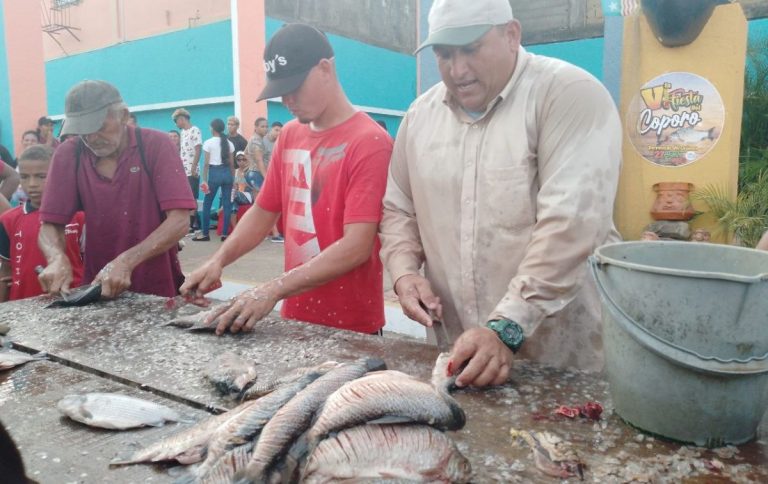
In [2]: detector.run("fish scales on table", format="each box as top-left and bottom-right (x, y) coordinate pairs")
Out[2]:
(233, 357), (386, 483)
(306, 369), (466, 451)
(0, 348), (46, 370)
(111, 401), (259, 466)
(510, 428), (585, 480)
(239, 361), (339, 401)
(57, 393), (181, 430)
(206, 352), (259, 396)
(301, 424), (472, 483)
(192, 372), (323, 480)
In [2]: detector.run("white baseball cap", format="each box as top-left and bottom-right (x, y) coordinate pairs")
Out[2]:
(416, 0), (514, 53)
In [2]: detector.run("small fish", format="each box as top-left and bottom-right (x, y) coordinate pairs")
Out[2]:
(239, 361), (339, 401)
(112, 401), (259, 466)
(206, 352), (259, 396)
(58, 393), (181, 430)
(166, 304), (227, 331)
(0, 349), (46, 371)
(666, 127), (716, 144)
(193, 372), (322, 480)
(510, 428), (585, 480)
(234, 357), (386, 483)
(301, 424), (472, 483)
(306, 369), (466, 453)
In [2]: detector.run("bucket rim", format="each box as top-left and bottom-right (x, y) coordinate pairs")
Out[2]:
(588, 256), (768, 374)
(594, 241), (768, 284)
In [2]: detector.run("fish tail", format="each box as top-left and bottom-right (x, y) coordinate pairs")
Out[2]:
(109, 450), (144, 467)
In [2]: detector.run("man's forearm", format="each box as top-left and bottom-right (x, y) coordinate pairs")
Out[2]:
(38, 223), (69, 264)
(116, 209), (188, 270)
(0, 163), (20, 200)
(268, 222), (377, 300)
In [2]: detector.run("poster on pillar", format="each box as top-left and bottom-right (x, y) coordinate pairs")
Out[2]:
(626, 72), (725, 168)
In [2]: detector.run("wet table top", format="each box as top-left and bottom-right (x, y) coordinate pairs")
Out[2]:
(2, 292), (767, 483)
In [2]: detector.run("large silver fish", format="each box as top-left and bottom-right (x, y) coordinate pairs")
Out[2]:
(306, 369), (466, 451)
(239, 361), (339, 401)
(233, 357), (386, 483)
(58, 393), (181, 430)
(111, 401), (259, 466)
(0, 349), (46, 371)
(206, 352), (259, 396)
(302, 424), (472, 483)
(193, 372), (323, 480)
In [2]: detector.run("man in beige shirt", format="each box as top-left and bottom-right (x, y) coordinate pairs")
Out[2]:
(380, 0), (622, 388)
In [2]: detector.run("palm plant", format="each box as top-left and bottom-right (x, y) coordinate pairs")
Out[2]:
(694, 170), (768, 247)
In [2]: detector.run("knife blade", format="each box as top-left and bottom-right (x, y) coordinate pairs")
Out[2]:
(420, 301), (451, 352)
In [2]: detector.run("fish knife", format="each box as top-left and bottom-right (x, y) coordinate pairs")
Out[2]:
(420, 301), (451, 352)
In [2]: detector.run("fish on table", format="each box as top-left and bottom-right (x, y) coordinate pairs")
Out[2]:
(166, 305), (226, 331)
(111, 400), (260, 466)
(305, 369), (466, 453)
(301, 424), (472, 483)
(239, 361), (338, 401)
(192, 371), (324, 481)
(233, 357), (386, 483)
(0, 348), (46, 371)
(57, 393), (182, 430)
(206, 352), (259, 396)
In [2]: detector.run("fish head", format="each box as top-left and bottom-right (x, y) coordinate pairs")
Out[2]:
(57, 394), (88, 414)
(431, 352), (458, 392)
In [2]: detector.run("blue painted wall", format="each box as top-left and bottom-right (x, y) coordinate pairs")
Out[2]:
(264, 17), (415, 135)
(527, 37), (605, 81)
(0, 1), (14, 151)
(46, 20), (234, 116)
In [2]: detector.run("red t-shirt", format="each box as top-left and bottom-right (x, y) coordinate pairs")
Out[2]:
(39, 128), (196, 297)
(257, 112), (393, 333)
(0, 203), (85, 300)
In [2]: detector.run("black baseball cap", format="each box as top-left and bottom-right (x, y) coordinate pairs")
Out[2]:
(256, 23), (334, 101)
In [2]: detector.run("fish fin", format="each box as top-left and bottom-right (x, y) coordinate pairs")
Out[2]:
(110, 449), (145, 467)
(366, 415), (417, 425)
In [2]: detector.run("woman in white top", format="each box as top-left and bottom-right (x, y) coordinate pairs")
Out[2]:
(193, 118), (235, 241)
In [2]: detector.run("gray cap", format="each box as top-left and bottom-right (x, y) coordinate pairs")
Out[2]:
(60, 80), (123, 136)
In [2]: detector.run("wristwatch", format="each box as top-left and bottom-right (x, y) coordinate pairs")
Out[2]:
(487, 318), (525, 353)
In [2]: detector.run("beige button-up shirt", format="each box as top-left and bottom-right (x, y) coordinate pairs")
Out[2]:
(380, 48), (622, 371)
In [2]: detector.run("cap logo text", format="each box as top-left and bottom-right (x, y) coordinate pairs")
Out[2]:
(264, 54), (287, 74)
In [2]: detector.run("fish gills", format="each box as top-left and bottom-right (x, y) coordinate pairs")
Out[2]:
(302, 424), (472, 484)
(111, 400), (258, 466)
(234, 357), (385, 483)
(57, 393), (180, 430)
(194, 372), (322, 479)
(307, 370), (466, 450)
(430, 352), (458, 393)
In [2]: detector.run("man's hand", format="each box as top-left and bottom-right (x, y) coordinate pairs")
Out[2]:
(394, 274), (442, 327)
(180, 260), (224, 299)
(205, 285), (279, 336)
(38, 257), (74, 295)
(94, 256), (133, 298)
(451, 327), (514, 388)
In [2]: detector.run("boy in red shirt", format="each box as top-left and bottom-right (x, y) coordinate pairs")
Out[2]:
(0, 145), (84, 302)
(182, 24), (392, 335)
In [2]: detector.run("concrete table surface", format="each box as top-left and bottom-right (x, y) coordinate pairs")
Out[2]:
(2, 293), (767, 483)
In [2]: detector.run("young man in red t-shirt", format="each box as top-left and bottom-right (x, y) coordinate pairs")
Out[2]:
(182, 23), (393, 335)
(0, 145), (84, 302)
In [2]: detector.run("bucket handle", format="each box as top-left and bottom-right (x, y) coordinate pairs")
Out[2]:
(588, 256), (768, 375)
